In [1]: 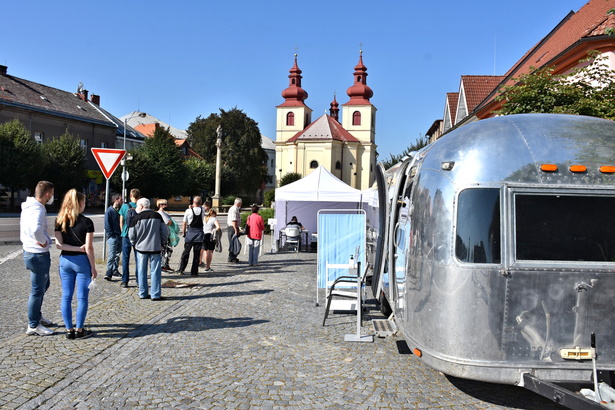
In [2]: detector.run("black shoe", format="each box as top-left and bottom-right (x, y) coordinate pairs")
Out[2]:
(75, 329), (93, 339)
(178, 270), (186, 275)
(104, 275), (112, 281)
(198, 262), (206, 268)
(120, 282), (128, 288)
(66, 329), (75, 340)
(112, 271), (121, 277)
(151, 296), (166, 301)
(191, 273), (198, 277)
(140, 295), (151, 299)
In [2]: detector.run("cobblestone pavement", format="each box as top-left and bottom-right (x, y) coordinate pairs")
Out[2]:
(0, 236), (564, 409)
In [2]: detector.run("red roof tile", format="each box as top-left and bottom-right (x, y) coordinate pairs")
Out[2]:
(461, 75), (505, 112)
(286, 114), (360, 143)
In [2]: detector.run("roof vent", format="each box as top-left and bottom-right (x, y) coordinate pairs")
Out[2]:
(40, 95), (48, 101)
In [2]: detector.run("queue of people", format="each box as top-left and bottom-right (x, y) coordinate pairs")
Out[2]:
(20, 183), (268, 340)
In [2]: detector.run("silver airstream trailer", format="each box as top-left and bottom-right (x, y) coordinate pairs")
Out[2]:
(371, 114), (615, 401)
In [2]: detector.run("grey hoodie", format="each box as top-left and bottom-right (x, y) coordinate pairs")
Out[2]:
(20, 196), (52, 253)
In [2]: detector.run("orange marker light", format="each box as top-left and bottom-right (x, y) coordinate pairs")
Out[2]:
(541, 164), (558, 172)
(600, 166), (615, 174)
(569, 165), (587, 173)
(412, 348), (423, 357)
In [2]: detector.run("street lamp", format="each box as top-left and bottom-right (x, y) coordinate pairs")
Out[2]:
(212, 125), (223, 211)
(122, 112), (146, 201)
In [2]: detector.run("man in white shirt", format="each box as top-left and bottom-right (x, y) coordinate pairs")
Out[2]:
(20, 180), (55, 336)
(227, 198), (242, 263)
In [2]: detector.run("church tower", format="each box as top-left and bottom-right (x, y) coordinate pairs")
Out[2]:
(276, 55), (312, 142)
(341, 51), (377, 189)
(341, 50), (376, 143)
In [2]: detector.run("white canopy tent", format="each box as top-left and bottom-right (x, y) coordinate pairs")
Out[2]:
(273, 166), (362, 246)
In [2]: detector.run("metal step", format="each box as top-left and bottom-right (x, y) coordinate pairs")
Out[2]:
(372, 316), (397, 337)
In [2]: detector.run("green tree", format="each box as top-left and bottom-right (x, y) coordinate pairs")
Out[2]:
(496, 51), (615, 120)
(0, 119), (41, 207)
(42, 130), (87, 201)
(381, 135), (429, 170)
(187, 107), (267, 196)
(183, 157), (216, 197)
(122, 126), (186, 199)
(279, 172), (302, 187)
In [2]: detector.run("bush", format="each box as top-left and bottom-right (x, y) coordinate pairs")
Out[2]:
(222, 195), (236, 205)
(241, 207), (274, 234)
(263, 189), (275, 207)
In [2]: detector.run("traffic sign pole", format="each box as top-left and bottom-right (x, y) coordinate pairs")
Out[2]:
(91, 148), (126, 262)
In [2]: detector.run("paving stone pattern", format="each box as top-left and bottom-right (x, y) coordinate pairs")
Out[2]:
(0, 237), (564, 409)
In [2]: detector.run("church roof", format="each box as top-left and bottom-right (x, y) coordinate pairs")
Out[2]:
(286, 114), (360, 143)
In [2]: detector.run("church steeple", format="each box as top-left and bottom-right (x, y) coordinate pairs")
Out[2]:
(280, 54), (308, 106)
(329, 93), (339, 122)
(345, 50), (373, 105)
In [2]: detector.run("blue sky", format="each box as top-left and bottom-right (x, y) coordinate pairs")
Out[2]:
(2, 0), (588, 160)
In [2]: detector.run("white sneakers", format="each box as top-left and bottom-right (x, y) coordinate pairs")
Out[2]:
(26, 323), (55, 336)
(40, 316), (53, 326)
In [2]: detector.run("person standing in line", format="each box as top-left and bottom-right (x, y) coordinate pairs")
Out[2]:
(21, 180), (56, 336)
(202, 208), (221, 272)
(227, 197), (242, 263)
(119, 188), (140, 287)
(129, 198), (168, 300)
(54, 189), (97, 339)
(157, 199), (174, 272)
(177, 196), (204, 276)
(246, 205), (265, 266)
(198, 200), (212, 268)
(104, 193), (123, 281)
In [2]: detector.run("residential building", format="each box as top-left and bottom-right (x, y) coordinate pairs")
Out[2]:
(430, 0), (615, 139)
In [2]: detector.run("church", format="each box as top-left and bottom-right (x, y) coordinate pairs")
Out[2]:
(274, 53), (377, 191)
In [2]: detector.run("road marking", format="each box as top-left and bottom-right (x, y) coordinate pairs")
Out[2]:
(0, 250), (21, 265)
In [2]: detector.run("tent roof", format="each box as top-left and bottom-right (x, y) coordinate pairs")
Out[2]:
(275, 166), (361, 202)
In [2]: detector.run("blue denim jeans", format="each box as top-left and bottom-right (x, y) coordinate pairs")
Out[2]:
(106, 235), (121, 277)
(136, 252), (162, 299)
(121, 237), (138, 284)
(23, 251), (51, 328)
(247, 238), (261, 265)
(59, 254), (91, 330)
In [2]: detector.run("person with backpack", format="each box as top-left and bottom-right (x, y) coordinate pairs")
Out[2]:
(119, 188), (140, 288)
(177, 196), (204, 276)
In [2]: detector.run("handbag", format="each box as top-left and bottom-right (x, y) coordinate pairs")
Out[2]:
(243, 215), (251, 238)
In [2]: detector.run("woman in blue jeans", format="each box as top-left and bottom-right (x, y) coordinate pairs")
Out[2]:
(54, 189), (97, 339)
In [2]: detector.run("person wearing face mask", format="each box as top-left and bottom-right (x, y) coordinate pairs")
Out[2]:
(104, 193), (123, 281)
(20, 180), (56, 336)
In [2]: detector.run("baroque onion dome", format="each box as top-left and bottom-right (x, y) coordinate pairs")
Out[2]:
(329, 93), (339, 122)
(281, 54), (308, 104)
(346, 50), (373, 104)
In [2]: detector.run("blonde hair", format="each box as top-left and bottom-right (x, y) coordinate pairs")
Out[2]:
(56, 189), (85, 233)
(205, 208), (217, 222)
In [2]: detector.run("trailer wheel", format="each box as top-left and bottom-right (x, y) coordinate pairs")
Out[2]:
(379, 291), (392, 316)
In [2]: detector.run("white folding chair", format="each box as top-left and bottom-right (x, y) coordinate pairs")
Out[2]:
(284, 227), (300, 252)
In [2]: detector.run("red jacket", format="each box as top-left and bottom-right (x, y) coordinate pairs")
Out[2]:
(246, 213), (265, 240)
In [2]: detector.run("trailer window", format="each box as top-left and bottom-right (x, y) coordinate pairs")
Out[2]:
(516, 194), (615, 262)
(456, 189), (501, 264)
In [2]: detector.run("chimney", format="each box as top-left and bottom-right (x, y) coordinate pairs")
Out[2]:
(83, 89), (89, 101)
(0, 65), (7, 75)
(91, 94), (100, 105)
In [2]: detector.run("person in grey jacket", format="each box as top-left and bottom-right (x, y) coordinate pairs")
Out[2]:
(129, 198), (168, 301)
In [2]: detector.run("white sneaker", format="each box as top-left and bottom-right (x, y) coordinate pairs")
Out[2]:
(26, 324), (55, 336)
(40, 316), (53, 326)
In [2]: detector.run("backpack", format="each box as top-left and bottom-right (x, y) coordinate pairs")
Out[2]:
(126, 203), (137, 228)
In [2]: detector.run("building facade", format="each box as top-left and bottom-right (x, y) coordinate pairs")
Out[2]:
(275, 53), (377, 190)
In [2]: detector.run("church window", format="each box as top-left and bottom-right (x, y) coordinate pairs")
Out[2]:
(335, 161), (341, 170)
(286, 112), (295, 126)
(352, 111), (361, 126)
(310, 160), (318, 169)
